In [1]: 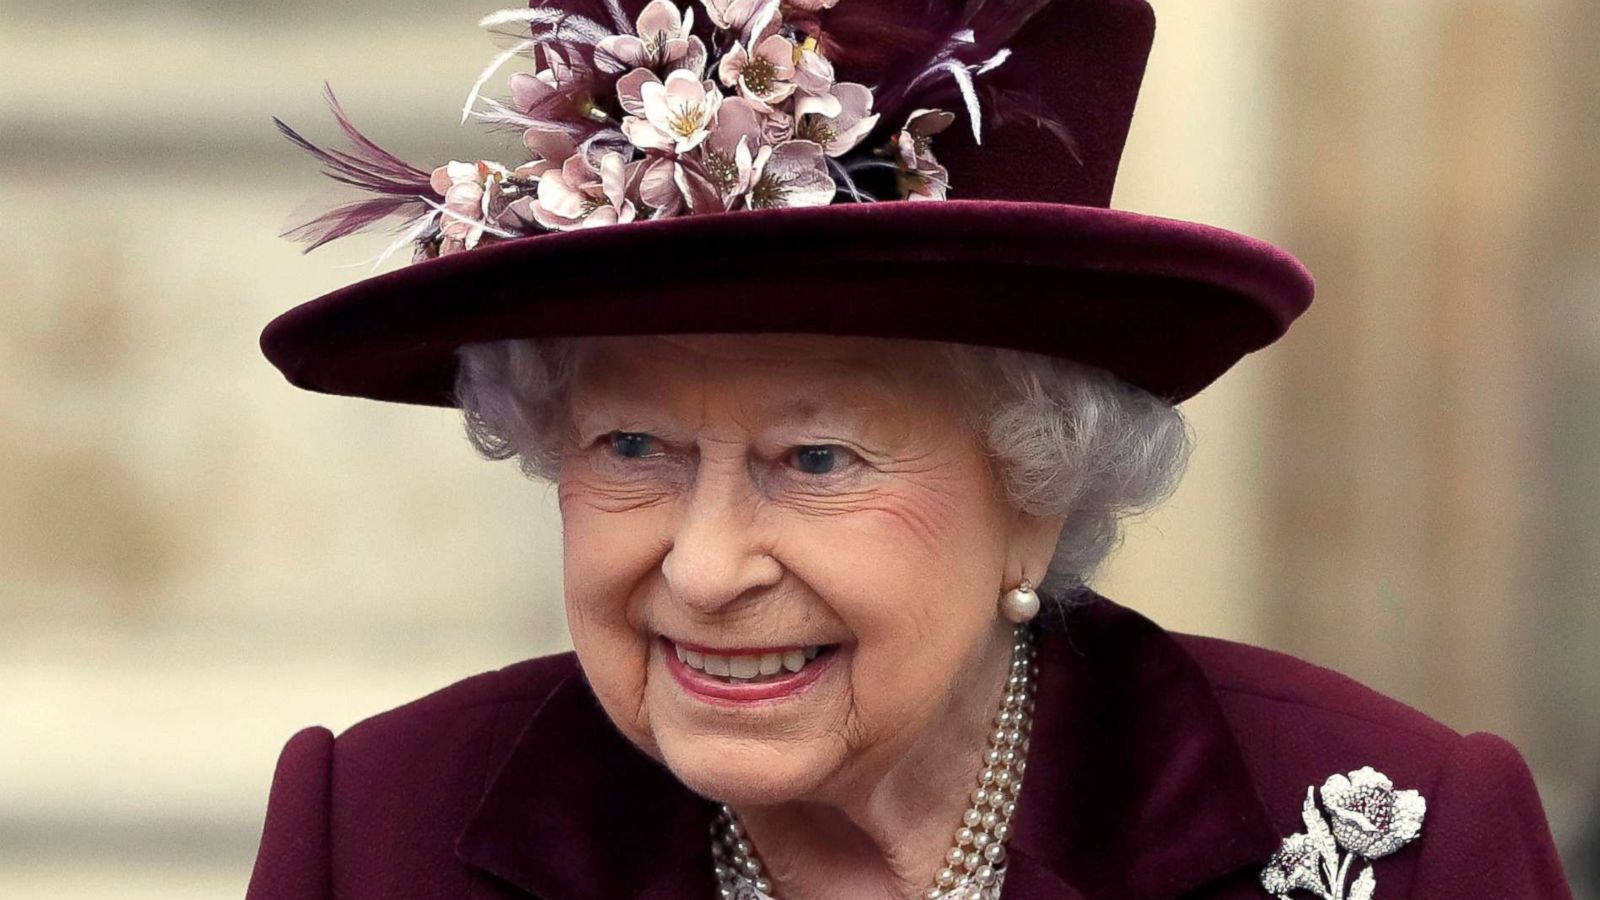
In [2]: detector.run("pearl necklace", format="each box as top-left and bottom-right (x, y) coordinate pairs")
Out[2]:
(711, 623), (1039, 900)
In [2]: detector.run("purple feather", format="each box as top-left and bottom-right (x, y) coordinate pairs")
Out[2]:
(282, 197), (429, 253)
(274, 84), (440, 252)
(824, 0), (1053, 135)
(275, 84), (436, 196)
(984, 82), (1081, 161)
(529, 0), (633, 36)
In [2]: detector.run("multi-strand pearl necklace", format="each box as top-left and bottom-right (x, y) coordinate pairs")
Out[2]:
(711, 623), (1039, 900)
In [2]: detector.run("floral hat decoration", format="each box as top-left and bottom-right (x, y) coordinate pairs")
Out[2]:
(262, 0), (1315, 407)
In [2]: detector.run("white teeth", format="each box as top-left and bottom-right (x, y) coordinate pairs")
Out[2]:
(674, 642), (831, 681)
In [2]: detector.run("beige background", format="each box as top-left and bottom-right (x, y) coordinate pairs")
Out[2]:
(2, 0), (1596, 896)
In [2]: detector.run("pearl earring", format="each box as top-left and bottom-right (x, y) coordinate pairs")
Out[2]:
(1001, 578), (1040, 623)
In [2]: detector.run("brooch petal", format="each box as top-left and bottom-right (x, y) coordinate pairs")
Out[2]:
(1259, 766), (1427, 900)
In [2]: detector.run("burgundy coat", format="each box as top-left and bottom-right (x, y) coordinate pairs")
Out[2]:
(244, 592), (1573, 899)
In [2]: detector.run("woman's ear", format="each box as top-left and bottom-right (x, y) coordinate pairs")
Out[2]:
(1006, 510), (1066, 587)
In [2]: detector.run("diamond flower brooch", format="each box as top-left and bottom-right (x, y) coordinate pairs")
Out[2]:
(1259, 766), (1427, 900)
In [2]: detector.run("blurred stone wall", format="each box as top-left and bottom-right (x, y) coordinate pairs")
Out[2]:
(1, 0), (1594, 897)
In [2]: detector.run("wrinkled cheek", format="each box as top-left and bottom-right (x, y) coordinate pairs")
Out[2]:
(843, 628), (979, 759)
(872, 481), (979, 558)
(560, 492), (666, 624)
(561, 519), (629, 638)
(565, 583), (655, 745)
(559, 492), (672, 745)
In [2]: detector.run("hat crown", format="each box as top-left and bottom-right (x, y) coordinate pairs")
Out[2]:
(930, 0), (1155, 207)
(622, 0), (1158, 207)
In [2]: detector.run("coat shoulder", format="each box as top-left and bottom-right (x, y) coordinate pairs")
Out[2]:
(1171, 632), (1573, 898)
(329, 648), (585, 832)
(1173, 631), (1461, 749)
(1172, 630), (1460, 802)
(247, 651), (584, 900)
(332, 649), (584, 799)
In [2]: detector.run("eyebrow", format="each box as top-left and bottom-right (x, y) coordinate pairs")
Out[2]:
(569, 374), (903, 435)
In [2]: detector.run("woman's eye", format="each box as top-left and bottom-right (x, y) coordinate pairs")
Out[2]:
(789, 445), (854, 476)
(601, 434), (855, 478)
(608, 431), (661, 459)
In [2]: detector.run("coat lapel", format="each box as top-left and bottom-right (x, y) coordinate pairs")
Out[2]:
(456, 591), (1280, 900)
(454, 671), (717, 900)
(1003, 592), (1282, 899)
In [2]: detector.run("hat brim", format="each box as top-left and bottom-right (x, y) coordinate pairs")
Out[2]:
(260, 200), (1313, 406)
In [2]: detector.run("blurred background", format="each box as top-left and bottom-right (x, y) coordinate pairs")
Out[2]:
(2, 0), (1597, 896)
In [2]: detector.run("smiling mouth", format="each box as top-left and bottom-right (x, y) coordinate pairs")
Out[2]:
(669, 640), (837, 685)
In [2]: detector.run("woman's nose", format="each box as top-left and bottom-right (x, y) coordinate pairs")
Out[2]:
(660, 457), (782, 615)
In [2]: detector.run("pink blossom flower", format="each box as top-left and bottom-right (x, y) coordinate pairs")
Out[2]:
(701, 0), (780, 40)
(796, 82), (879, 157)
(508, 48), (587, 118)
(615, 68), (659, 118)
(596, 1), (708, 76)
(521, 126), (580, 176)
(632, 97), (762, 216)
(696, 96), (765, 206)
(509, 68), (558, 114)
(622, 70), (724, 153)
(745, 140), (835, 209)
(503, 47), (616, 148)
(632, 153), (727, 216)
(634, 156), (685, 215)
(429, 160), (513, 251)
(897, 108), (955, 162)
(530, 151), (638, 230)
(791, 40), (837, 112)
(718, 34), (798, 112)
(760, 106), (796, 144)
(895, 108), (955, 200)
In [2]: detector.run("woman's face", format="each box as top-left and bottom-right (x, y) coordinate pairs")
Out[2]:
(557, 334), (1060, 805)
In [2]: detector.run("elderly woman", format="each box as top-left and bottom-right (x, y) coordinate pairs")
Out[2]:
(247, 0), (1574, 897)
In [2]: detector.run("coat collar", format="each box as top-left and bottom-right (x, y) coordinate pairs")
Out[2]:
(456, 591), (1281, 899)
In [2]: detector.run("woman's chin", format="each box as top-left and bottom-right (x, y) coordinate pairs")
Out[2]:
(655, 733), (837, 806)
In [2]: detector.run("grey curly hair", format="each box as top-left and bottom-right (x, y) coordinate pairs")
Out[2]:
(453, 337), (1193, 594)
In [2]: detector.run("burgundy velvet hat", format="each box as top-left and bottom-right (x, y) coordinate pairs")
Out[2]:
(262, 0), (1313, 407)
